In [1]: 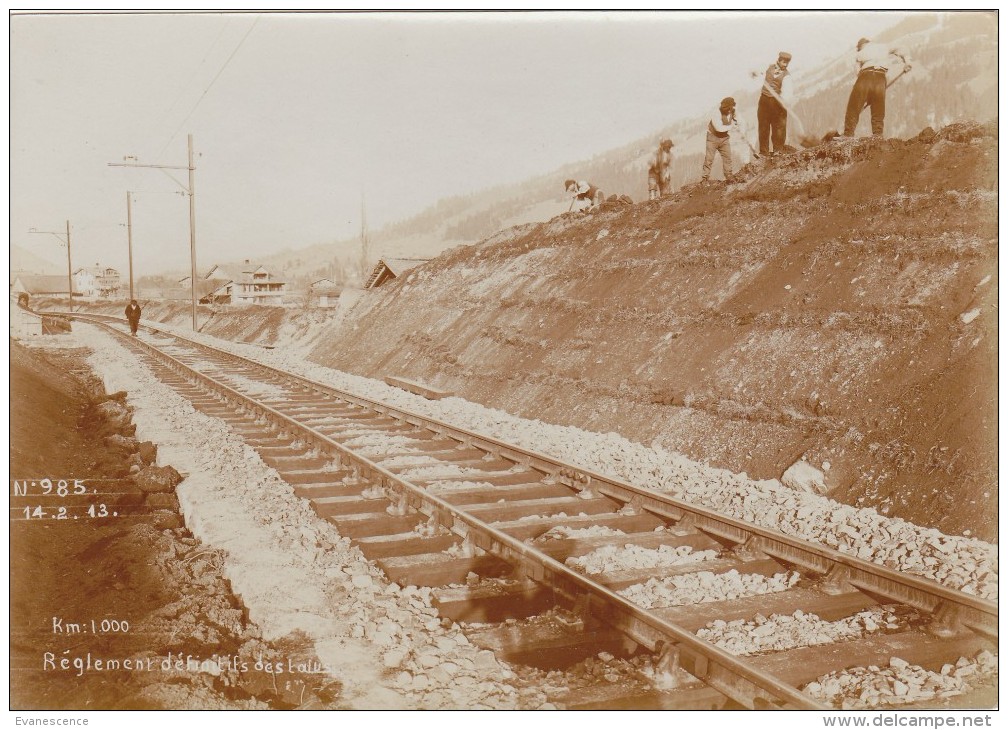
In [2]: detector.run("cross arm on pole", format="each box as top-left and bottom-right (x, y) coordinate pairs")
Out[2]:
(28, 228), (68, 244)
(108, 162), (190, 170)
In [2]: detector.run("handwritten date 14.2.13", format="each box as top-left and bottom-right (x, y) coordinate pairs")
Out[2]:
(12, 479), (119, 521)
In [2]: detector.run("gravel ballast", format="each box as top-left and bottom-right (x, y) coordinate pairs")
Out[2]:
(141, 320), (996, 602)
(73, 320), (997, 708)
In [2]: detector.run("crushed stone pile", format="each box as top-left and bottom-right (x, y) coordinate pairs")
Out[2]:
(803, 652), (998, 710)
(567, 544), (719, 575)
(618, 569), (800, 610)
(696, 607), (909, 656)
(513, 650), (676, 708)
(532, 525), (626, 541)
(427, 479), (497, 493)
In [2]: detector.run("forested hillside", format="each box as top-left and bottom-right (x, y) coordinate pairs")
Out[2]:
(240, 13), (996, 286)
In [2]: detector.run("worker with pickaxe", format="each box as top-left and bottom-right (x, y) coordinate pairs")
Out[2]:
(756, 51), (793, 158)
(842, 37), (912, 138)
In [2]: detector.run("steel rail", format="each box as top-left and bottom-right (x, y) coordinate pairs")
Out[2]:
(80, 315), (828, 709)
(70, 311), (999, 642)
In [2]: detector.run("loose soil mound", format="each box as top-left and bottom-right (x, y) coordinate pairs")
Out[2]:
(307, 125), (998, 541)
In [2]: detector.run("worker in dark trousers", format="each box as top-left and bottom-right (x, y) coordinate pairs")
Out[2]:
(843, 37), (911, 137)
(125, 299), (142, 336)
(757, 51), (792, 157)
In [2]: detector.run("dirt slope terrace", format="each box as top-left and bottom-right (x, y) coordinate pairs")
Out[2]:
(309, 123), (997, 542)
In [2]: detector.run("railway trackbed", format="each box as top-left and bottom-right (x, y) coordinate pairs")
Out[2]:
(67, 313), (998, 710)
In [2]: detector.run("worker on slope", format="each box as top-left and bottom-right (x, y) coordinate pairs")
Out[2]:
(647, 138), (675, 200)
(842, 37), (912, 138)
(565, 179), (604, 212)
(757, 51), (793, 158)
(701, 97), (739, 184)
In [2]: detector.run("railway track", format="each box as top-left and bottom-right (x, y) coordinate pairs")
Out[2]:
(65, 312), (998, 710)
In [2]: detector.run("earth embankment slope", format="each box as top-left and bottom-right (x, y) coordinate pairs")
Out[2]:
(310, 125), (997, 541)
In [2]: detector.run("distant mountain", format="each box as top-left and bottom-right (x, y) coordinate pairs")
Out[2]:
(10, 243), (63, 279)
(228, 13), (997, 288)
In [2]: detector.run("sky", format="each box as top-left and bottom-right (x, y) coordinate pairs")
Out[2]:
(10, 10), (911, 278)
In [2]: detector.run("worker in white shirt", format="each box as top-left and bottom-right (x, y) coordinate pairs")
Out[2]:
(564, 179), (603, 212)
(843, 37), (912, 137)
(757, 51), (792, 157)
(701, 97), (739, 184)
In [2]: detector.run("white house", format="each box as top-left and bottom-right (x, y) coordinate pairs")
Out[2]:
(73, 264), (121, 298)
(232, 260), (286, 305)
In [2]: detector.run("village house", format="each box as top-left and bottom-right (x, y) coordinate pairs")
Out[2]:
(364, 257), (431, 289)
(232, 260), (286, 305)
(73, 263), (122, 298)
(184, 260), (286, 306)
(11, 274), (75, 300)
(309, 278), (341, 307)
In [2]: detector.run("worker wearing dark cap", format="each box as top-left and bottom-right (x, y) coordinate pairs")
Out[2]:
(843, 37), (911, 137)
(757, 51), (792, 157)
(701, 97), (739, 184)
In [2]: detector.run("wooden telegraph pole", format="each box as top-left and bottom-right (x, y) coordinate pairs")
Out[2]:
(126, 191), (134, 300)
(65, 220), (73, 311)
(109, 134), (199, 330)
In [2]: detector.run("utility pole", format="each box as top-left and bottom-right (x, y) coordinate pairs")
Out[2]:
(109, 134), (199, 330)
(186, 134), (197, 330)
(65, 219), (73, 311)
(28, 221), (73, 311)
(126, 191), (134, 300)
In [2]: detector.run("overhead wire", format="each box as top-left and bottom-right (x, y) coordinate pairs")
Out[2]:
(159, 15), (261, 156)
(151, 17), (233, 155)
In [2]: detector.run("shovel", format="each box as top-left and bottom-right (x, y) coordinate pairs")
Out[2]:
(752, 72), (808, 139)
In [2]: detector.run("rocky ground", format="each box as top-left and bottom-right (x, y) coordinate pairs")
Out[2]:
(10, 338), (340, 709)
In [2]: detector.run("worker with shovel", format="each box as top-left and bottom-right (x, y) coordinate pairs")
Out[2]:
(842, 37), (912, 138)
(757, 51), (793, 158)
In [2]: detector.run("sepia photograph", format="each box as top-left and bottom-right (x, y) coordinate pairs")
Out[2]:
(8, 9), (998, 720)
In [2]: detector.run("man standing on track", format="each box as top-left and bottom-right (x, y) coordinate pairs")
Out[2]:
(125, 299), (142, 336)
(757, 51), (792, 158)
(843, 37), (912, 138)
